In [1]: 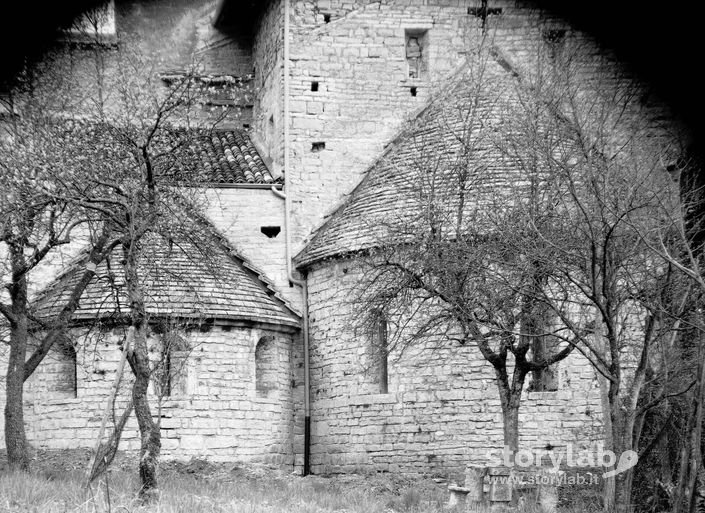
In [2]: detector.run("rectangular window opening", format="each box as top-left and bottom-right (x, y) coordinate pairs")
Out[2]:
(311, 141), (326, 152)
(323, 13), (331, 23)
(405, 29), (428, 79)
(410, 86), (417, 97)
(311, 81), (319, 92)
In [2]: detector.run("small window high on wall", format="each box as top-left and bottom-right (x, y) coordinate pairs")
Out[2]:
(255, 335), (278, 397)
(405, 30), (428, 79)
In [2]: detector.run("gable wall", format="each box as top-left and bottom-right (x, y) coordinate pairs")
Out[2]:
(203, 187), (301, 311)
(306, 258), (603, 477)
(0, 325), (304, 467)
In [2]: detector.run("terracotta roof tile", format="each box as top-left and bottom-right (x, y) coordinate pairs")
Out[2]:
(40, 120), (277, 186)
(176, 129), (278, 185)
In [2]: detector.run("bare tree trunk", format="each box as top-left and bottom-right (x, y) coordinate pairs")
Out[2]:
(5, 250), (30, 471)
(494, 364), (527, 455)
(5, 320), (30, 471)
(674, 329), (705, 513)
(612, 418), (634, 513)
(502, 395), (521, 455)
(123, 243), (160, 499)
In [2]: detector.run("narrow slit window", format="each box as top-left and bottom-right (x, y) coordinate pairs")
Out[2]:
(311, 81), (319, 92)
(372, 312), (389, 394)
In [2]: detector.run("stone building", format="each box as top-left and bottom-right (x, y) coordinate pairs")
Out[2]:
(0, 0), (682, 476)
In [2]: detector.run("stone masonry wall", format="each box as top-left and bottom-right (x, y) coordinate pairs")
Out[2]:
(251, 0), (685, 256)
(253, 0), (284, 173)
(286, 0), (481, 251)
(0, 324), (304, 467)
(203, 187), (301, 311)
(306, 258), (603, 477)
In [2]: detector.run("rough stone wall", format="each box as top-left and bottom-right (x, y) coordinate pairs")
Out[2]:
(286, 0), (482, 250)
(306, 258), (603, 476)
(203, 187), (301, 311)
(0, 324), (304, 467)
(252, 0), (284, 173)
(249, 0), (685, 254)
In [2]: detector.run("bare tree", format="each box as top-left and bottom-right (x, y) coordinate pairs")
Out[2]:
(628, 144), (705, 513)
(1, 24), (221, 495)
(352, 28), (699, 512)
(0, 74), (123, 471)
(354, 42), (577, 456)
(492, 36), (699, 512)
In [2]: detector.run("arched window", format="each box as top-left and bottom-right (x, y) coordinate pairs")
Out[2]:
(255, 335), (278, 397)
(159, 332), (190, 397)
(55, 339), (77, 398)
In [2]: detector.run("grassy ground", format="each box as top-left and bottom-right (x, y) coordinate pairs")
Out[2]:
(0, 450), (601, 512)
(0, 450), (449, 513)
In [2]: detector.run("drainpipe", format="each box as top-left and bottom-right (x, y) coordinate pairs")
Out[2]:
(271, 0), (312, 477)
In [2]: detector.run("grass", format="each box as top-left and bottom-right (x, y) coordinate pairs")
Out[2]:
(0, 453), (446, 513)
(0, 451), (603, 513)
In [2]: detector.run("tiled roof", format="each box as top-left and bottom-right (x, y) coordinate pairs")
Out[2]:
(176, 129), (278, 185)
(32, 224), (300, 329)
(295, 58), (519, 268)
(38, 120), (277, 186)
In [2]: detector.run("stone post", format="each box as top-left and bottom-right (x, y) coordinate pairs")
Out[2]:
(464, 465), (487, 512)
(537, 467), (560, 513)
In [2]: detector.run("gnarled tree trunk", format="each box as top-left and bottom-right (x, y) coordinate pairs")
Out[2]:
(123, 242), (160, 498)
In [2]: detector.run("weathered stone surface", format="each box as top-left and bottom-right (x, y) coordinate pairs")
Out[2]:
(0, 326), (303, 467)
(306, 260), (603, 475)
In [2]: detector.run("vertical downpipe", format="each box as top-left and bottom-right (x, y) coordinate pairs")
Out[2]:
(273, 0), (311, 477)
